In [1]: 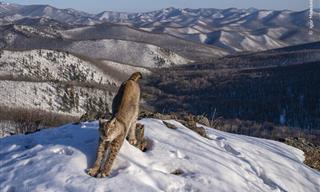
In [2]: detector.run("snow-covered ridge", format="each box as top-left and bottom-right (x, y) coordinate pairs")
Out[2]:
(0, 1), (21, 14)
(0, 80), (115, 116)
(63, 39), (191, 68)
(1, 3), (319, 53)
(0, 49), (117, 85)
(0, 118), (319, 191)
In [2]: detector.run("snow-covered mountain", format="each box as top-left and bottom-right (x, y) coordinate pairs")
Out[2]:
(0, 2), (319, 52)
(0, 2), (95, 25)
(0, 1), (21, 15)
(1, 118), (319, 191)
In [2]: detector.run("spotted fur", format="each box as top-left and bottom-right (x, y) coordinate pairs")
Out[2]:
(87, 72), (142, 177)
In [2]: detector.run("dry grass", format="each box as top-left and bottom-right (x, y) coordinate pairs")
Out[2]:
(0, 106), (78, 135)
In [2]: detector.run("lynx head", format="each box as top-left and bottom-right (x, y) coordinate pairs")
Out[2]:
(129, 72), (142, 82)
(100, 118), (122, 141)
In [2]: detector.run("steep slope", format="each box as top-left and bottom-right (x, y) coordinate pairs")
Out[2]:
(0, 80), (115, 116)
(0, 49), (116, 84)
(0, 119), (319, 191)
(0, 49), (121, 116)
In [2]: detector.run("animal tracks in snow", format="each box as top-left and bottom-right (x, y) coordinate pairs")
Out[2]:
(51, 147), (74, 156)
(214, 135), (286, 192)
(215, 136), (241, 156)
(1, 119), (318, 192)
(169, 150), (188, 159)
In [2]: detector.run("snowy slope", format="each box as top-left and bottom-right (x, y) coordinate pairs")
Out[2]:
(63, 39), (191, 68)
(0, 80), (115, 116)
(0, 119), (319, 192)
(0, 50), (117, 85)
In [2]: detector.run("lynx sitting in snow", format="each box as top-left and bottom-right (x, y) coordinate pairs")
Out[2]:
(86, 72), (142, 178)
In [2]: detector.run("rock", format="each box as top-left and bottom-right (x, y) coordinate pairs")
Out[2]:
(179, 118), (208, 138)
(170, 168), (184, 175)
(162, 121), (178, 129)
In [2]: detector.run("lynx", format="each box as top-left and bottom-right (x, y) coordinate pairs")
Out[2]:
(86, 72), (142, 178)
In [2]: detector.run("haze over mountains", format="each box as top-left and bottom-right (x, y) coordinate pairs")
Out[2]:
(0, 1), (319, 53)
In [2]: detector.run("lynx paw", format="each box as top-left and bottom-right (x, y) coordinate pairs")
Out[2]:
(97, 172), (110, 178)
(86, 168), (100, 177)
(129, 138), (137, 145)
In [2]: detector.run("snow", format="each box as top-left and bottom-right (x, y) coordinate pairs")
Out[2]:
(199, 33), (208, 43)
(258, 10), (273, 19)
(64, 39), (190, 68)
(1, 118), (319, 192)
(100, 60), (151, 76)
(211, 30), (287, 52)
(0, 50), (117, 85)
(164, 27), (200, 35)
(95, 11), (129, 21)
(0, 80), (115, 116)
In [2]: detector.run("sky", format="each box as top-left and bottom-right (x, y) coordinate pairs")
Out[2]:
(3, 0), (319, 13)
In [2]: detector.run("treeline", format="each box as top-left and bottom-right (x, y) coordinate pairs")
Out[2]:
(144, 58), (320, 130)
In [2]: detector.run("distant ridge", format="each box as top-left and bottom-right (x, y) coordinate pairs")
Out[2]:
(0, 2), (319, 52)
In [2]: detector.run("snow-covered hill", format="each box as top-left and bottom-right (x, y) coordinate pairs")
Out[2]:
(0, 22), (223, 63)
(63, 39), (191, 68)
(0, 1), (21, 15)
(0, 3), (94, 25)
(0, 49), (116, 84)
(0, 118), (319, 192)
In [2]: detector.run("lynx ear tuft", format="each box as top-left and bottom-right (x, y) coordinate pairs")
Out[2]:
(130, 72), (142, 81)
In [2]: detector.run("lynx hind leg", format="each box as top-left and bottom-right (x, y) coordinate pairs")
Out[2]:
(86, 139), (108, 177)
(98, 135), (124, 178)
(127, 120), (137, 145)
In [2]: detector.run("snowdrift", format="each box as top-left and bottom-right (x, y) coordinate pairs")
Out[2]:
(0, 118), (319, 192)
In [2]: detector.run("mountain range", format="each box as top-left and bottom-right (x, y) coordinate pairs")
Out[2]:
(1, 1), (319, 53)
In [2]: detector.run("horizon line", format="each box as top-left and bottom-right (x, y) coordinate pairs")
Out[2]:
(0, 1), (314, 14)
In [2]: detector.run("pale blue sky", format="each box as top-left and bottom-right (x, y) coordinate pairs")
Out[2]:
(3, 0), (318, 13)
